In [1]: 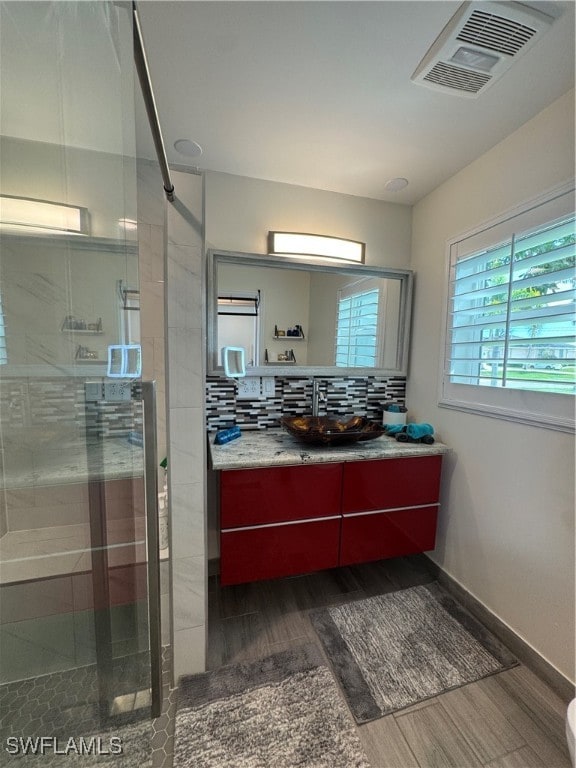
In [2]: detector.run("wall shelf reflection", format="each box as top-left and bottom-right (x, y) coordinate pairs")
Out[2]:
(273, 335), (304, 341)
(62, 329), (104, 335)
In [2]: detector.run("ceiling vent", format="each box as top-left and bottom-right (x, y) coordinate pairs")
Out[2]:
(411, 2), (554, 98)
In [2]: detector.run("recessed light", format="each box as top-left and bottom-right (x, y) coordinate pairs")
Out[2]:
(451, 46), (499, 73)
(174, 139), (203, 158)
(384, 177), (409, 192)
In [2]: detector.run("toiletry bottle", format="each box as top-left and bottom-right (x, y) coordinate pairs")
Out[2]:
(214, 425), (242, 445)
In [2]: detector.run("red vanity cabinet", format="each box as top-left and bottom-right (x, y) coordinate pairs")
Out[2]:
(220, 517), (341, 586)
(219, 463), (342, 586)
(340, 455), (442, 566)
(221, 463), (342, 528)
(218, 454), (443, 586)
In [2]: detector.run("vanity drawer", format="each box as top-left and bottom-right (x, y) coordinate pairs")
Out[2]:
(220, 516), (340, 585)
(220, 463), (342, 528)
(342, 455), (442, 513)
(340, 504), (438, 566)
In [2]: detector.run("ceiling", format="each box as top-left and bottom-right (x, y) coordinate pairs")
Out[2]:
(137, 1), (575, 204)
(0, 2), (573, 206)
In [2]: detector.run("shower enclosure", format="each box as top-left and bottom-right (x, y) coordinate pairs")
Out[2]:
(0, 2), (171, 763)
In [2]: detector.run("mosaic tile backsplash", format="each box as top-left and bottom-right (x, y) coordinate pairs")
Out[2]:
(2, 374), (406, 436)
(206, 375), (406, 431)
(0, 377), (142, 439)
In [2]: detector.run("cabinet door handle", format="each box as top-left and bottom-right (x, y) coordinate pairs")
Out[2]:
(222, 514), (341, 533)
(342, 503), (439, 519)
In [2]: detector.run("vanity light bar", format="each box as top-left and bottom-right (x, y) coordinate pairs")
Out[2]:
(0, 195), (89, 235)
(268, 232), (365, 264)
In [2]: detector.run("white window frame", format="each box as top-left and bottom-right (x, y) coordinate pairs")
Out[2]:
(439, 181), (575, 433)
(0, 287), (6, 364)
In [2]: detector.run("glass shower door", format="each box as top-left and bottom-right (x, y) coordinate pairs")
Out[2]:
(0, 1), (164, 761)
(83, 379), (161, 723)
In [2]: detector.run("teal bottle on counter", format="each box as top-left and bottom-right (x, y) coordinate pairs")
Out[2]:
(214, 425), (242, 445)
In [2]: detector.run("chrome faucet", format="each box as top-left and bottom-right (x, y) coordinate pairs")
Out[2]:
(312, 379), (327, 416)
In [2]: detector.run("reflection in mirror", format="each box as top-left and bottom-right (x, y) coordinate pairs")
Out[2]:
(217, 291), (260, 367)
(0, 233), (139, 373)
(208, 251), (413, 376)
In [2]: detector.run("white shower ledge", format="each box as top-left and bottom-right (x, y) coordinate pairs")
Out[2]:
(4, 437), (143, 490)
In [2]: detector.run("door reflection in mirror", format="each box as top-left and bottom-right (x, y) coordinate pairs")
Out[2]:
(217, 291), (260, 367)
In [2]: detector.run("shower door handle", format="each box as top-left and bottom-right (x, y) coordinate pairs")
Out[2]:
(142, 380), (163, 718)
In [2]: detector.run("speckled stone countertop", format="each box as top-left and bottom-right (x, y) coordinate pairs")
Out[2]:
(209, 428), (448, 471)
(4, 437), (144, 489)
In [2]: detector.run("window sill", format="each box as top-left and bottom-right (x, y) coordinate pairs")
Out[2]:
(438, 398), (575, 434)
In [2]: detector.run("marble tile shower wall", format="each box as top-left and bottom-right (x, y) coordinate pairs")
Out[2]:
(0, 377), (142, 438)
(206, 375), (406, 431)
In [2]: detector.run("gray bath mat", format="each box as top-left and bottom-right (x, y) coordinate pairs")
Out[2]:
(311, 582), (518, 723)
(174, 644), (369, 768)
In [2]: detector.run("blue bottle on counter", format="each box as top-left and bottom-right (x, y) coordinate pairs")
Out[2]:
(214, 425), (242, 445)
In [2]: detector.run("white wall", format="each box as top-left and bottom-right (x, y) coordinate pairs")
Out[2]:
(409, 89), (575, 681)
(307, 272), (346, 365)
(205, 171), (412, 268)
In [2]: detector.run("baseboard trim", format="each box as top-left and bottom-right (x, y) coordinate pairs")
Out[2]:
(422, 555), (575, 704)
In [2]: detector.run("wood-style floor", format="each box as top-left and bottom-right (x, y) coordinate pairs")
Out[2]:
(207, 555), (572, 768)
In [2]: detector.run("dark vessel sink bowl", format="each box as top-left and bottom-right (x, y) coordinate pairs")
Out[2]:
(281, 415), (385, 446)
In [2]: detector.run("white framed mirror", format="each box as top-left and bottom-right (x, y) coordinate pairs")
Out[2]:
(207, 249), (414, 377)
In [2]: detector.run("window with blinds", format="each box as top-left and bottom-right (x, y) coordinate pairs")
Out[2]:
(441, 184), (575, 431)
(335, 288), (379, 367)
